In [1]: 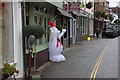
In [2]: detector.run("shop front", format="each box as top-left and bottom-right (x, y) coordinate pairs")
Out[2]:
(89, 14), (94, 36)
(79, 10), (88, 40)
(71, 11), (82, 43)
(25, 2), (56, 69)
(70, 18), (76, 45)
(55, 8), (73, 48)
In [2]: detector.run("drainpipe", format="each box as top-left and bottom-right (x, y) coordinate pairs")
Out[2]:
(94, 0), (95, 37)
(21, 2), (27, 78)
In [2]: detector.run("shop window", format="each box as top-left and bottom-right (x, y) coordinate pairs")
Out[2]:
(40, 7), (43, 12)
(26, 16), (29, 25)
(73, 20), (76, 36)
(79, 16), (82, 34)
(33, 5), (39, 11)
(38, 17), (41, 25)
(85, 18), (86, 33)
(40, 7), (47, 13)
(43, 7), (47, 13)
(47, 18), (50, 42)
(39, 38), (42, 45)
(86, 18), (87, 34)
(44, 18), (48, 43)
(26, 2), (29, 25)
(34, 16), (37, 24)
(83, 17), (84, 34)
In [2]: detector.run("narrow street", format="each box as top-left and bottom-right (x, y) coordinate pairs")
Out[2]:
(40, 37), (118, 79)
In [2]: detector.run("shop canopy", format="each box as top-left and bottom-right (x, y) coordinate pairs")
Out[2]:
(56, 8), (73, 19)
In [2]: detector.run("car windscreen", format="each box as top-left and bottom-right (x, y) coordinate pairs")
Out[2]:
(106, 29), (113, 32)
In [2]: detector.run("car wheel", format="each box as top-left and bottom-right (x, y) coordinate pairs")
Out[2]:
(102, 35), (104, 38)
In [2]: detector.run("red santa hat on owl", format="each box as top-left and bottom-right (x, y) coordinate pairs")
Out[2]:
(48, 21), (55, 27)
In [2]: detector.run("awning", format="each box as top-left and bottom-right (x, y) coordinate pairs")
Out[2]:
(72, 11), (79, 16)
(57, 8), (73, 19)
(78, 10), (88, 17)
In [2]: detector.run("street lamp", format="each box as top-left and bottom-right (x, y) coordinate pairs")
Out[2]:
(28, 35), (35, 78)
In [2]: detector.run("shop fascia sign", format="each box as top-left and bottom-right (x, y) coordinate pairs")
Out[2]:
(69, 3), (83, 11)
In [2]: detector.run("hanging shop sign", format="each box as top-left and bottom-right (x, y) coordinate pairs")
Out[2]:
(69, 2), (84, 11)
(79, 4), (83, 8)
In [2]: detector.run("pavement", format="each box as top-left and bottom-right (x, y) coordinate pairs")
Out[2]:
(35, 37), (118, 79)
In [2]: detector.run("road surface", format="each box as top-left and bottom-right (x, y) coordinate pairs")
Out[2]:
(40, 37), (119, 79)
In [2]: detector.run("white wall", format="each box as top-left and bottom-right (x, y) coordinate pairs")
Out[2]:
(13, 2), (24, 78)
(1, 3), (14, 64)
(0, 10), (2, 68)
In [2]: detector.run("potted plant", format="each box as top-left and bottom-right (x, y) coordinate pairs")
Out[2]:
(86, 2), (92, 9)
(1, 59), (19, 80)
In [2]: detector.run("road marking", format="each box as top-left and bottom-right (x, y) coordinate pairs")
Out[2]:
(90, 51), (104, 79)
(90, 40), (112, 80)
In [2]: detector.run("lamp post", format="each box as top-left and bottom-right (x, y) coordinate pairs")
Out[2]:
(28, 35), (35, 78)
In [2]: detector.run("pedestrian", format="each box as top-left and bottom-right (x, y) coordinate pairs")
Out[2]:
(96, 28), (99, 39)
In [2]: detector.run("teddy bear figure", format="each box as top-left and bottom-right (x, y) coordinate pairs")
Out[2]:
(48, 21), (66, 62)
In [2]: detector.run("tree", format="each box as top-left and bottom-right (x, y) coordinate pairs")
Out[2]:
(24, 25), (45, 70)
(86, 2), (93, 9)
(114, 19), (120, 25)
(24, 25), (45, 39)
(104, 15), (108, 19)
(101, 12), (105, 18)
(95, 11), (101, 18)
(109, 15), (114, 22)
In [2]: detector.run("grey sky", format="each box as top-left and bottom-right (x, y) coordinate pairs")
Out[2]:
(108, 0), (119, 7)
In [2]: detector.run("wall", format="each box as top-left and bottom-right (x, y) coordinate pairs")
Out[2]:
(13, 2), (24, 78)
(0, 2), (2, 68)
(2, 3), (14, 63)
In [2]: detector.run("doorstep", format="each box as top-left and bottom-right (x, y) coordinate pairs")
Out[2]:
(31, 71), (41, 78)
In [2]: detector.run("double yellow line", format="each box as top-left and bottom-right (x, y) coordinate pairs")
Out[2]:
(90, 40), (112, 80)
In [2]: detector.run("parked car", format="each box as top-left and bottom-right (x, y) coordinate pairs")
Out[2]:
(113, 28), (118, 37)
(118, 28), (120, 36)
(102, 28), (115, 38)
